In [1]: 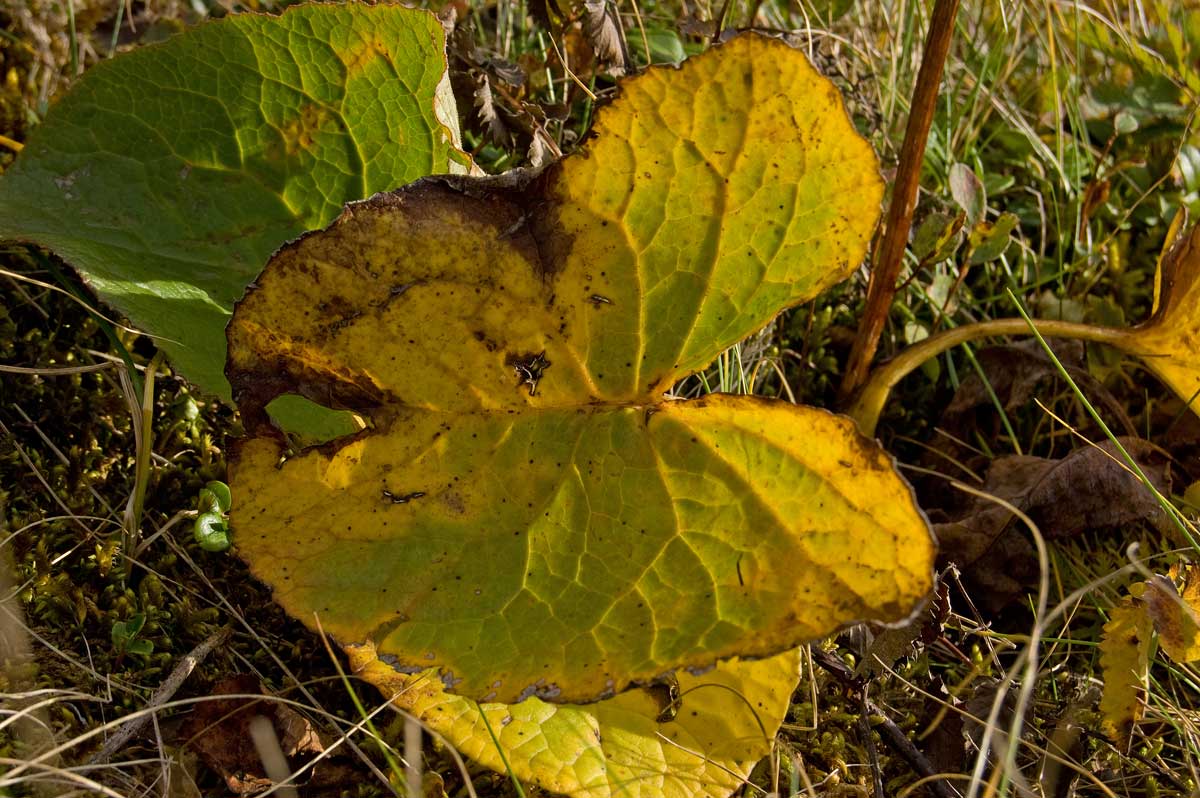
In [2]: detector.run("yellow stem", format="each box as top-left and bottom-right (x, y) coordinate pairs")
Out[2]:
(0, 134), (23, 153)
(848, 318), (1130, 436)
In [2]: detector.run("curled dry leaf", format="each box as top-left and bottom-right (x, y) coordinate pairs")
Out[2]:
(582, 0), (628, 75)
(854, 575), (950, 678)
(473, 74), (511, 147)
(180, 675), (352, 795)
(1142, 565), (1200, 663)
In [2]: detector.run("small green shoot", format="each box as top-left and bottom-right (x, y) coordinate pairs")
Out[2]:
(194, 480), (232, 552)
(110, 613), (153, 659)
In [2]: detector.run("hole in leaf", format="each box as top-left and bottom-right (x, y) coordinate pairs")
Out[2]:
(265, 394), (364, 447)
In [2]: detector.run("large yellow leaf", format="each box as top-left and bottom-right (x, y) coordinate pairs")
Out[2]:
(347, 642), (800, 798)
(228, 33), (933, 707)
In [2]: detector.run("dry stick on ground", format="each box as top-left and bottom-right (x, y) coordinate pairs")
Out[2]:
(810, 647), (962, 798)
(838, 0), (962, 404)
(89, 626), (231, 764)
(859, 687), (886, 798)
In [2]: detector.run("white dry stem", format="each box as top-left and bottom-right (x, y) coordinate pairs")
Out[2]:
(249, 714), (300, 798)
(405, 715), (423, 797)
(953, 482), (1046, 798)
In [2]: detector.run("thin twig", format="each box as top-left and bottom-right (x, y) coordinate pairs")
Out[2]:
(839, 0), (962, 403)
(0, 362), (113, 375)
(859, 687), (885, 798)
(89, 627), (230, 764)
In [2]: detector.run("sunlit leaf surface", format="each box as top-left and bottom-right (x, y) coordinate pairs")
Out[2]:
(228, 34), (932, 706)
(349, 642), (800, 798)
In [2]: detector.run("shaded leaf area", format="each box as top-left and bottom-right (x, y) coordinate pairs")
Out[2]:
(349, 643), (799, 798)
(941, 340), (1135, 438)
(227, 33), (933, 707)
(0, 4), (464, 400)
(930, 439), (1172, 612)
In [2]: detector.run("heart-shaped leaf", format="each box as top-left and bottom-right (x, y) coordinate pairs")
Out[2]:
(227, 33), (934, 705)
(0, 4), (465, 400)
(349, 642), (800, 798)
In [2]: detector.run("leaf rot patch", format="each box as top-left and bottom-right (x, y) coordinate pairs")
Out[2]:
(227, 33), (934, 706)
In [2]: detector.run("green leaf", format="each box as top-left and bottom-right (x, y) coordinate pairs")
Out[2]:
(911, 211), (964, 265)
(126, 639), (155, 657)
(202, 481), (232, 514)
(194, 512), (231, 553)
(949, 163), (986, 226)
(227, 33), (932, 707)
(124, 613), (146, 637)
(629, 28), (688, 66)
(967, 211), (1019, 264)
(112, 613), (147, 648)
(0, 4), (466, 401)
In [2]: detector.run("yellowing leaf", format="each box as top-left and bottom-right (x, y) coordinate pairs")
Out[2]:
(1121, 222), (1200, 409)
(234, 398), (928, 701)
(348, 642), (799, 798)
(1143, 569), (1200, 663)
(1099, 598), (1153, 751)
(228, 33), (933, 707)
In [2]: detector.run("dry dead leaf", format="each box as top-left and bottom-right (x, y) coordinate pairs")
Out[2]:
(934, 438), (1172, 610)
(1143, 566), (1200, 663)
(582, 0), (627, 75)
(942, 339), (1134, 438)
(180, 675), (353, 796)
(855, 576), (950, 677)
